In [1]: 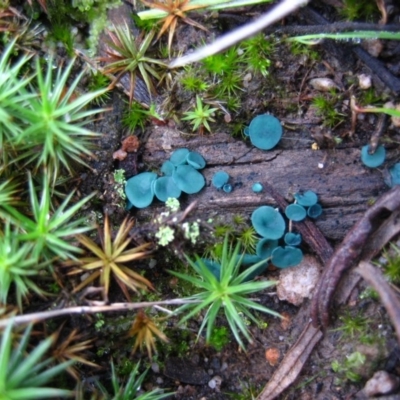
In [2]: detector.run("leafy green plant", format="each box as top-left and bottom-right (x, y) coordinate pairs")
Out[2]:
(182, 95), (218, 133)
(67, 215), (153, 298)
(331, 310), (370, 339)
(290, 30), (400, 45)
(96, 360), (172, 400)
(331, 351), (366, 382)
(1, 174), (95, 262)
(122, 101), (162, 132)
(0, 222), (46, 309)
(208, 325), (229, 351)
(100, 24), (166, 100)
(380, 242), (400, 284)
(311, 93), (345, 128)
(240, 33), (273, 77)
(0, 40), (33, 169)
(180, 66), (209, 92)
(87, 71), (112, 105)
(13, 56), (107, 184)
(0, 320), (73, 399)
(170, 235), (280, 349)
(202, 46), (240, 76)
(338, 0), (378, 21)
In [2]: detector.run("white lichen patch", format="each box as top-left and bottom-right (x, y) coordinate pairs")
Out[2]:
(276, 255), (321, 306)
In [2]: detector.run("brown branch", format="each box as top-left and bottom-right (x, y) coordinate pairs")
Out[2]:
(311, 185), (400, 328)
(357, 261), (400, 345)
(0, 299), (198, 328)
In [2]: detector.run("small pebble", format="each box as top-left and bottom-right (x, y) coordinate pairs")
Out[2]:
(151, 362), (160, 373)
(358, 74), (372, 89)
(156, 377), (164, 384)
(364, 371), (400, 396)
(208, 376), (223, 391)
(309, 77), (338, 92)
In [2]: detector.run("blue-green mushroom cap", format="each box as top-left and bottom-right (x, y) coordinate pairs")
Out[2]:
(172, 165), (205, 194)
(249, 114), (283, 150)
(307, 203), (323, 219)
(252, 182), (263, 193)
(284, 232), (302, 246)
(223, 183), (233, 193)
(251, 206), (286, 239)
(125, 172), (157, 208)
(285, 204), (307, 222)
(186, 151), (206, 169)
(161, 160), (175, 176)
(240, 254), (269, 281)
(294, 190), (318, 207)
(197, 258), (221, 281)
(361, 144), (386, 168)
(154, 176), (182, 202)
(256, 238), (279, 259)
(170, 148), (190, 166)
(212, 171), (229, 189)
(271, 246), (303, 268)
(385, 163), (400, 187)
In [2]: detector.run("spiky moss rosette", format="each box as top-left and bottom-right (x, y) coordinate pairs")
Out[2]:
(248, 114), (283, 150)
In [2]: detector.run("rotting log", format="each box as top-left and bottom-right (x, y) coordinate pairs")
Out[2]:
(135, 126), (390, 241)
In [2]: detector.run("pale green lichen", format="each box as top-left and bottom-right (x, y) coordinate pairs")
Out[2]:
(182, 221), (200, 245)
(155, 226), (175, 246)
(113, 169), (126, 204)
(166, 197), (180, 212)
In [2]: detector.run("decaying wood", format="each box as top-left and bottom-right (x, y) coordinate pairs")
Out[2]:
(138, 127), (389, 242)
(357, 261), (400, 345)
(312, 185), (400, 328)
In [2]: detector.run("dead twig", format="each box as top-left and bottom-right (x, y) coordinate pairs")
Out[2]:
(257, 322), (323, 400)
(312, 185), (400, 328)
(357, 261), (400, 345)
(0, 299), (199, 329)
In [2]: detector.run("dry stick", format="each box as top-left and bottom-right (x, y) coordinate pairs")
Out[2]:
(335, 208), (400, 307)
(266, 22), (400, 35)
(257, 322), (322, 400)
(169, 0), (310, 68)
(0, 299), (198, 329)
(357, 261), (400, 345)
(311, 185), (400, 329)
